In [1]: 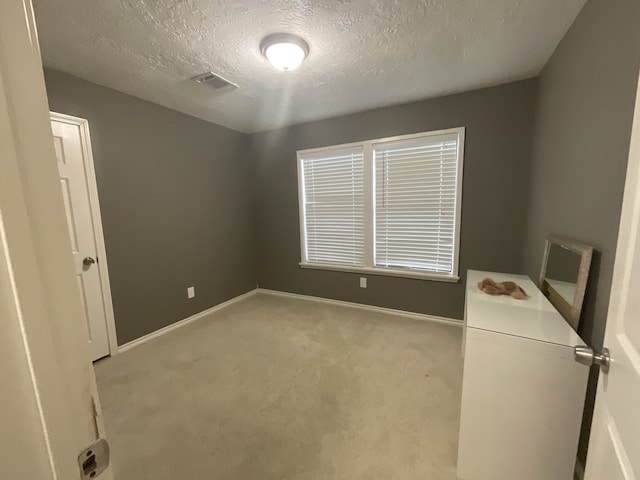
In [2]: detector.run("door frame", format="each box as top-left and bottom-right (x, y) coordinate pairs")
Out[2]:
(51, 111), (119, 356)
(582, 48), (640, 480)
(0, 0), (112, 477)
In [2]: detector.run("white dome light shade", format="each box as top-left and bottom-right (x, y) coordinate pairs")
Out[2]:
(260, 33), (309, 72)
(265, 42), (306, 71)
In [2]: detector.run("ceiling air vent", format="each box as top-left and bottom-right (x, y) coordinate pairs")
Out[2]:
(192, 71), (238, 91)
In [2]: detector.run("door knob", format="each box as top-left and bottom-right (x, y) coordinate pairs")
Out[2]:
(574, 345), (610, 373)
(83, 256), (96, 267)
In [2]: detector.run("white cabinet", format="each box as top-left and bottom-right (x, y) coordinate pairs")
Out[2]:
(457, 270), (589, 480)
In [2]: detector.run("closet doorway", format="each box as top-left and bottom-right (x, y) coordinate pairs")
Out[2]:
(51, 112), (117, 360)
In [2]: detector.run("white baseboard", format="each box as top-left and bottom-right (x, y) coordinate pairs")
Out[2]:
(117, 289), (258, 354)
(116, 287), (461, 355)
(575, 459), (585, 480)
(256, 288), (462, 327)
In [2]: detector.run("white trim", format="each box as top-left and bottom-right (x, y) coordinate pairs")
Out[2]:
(297, 147), (308, 268)
(0, 0), (112, 476)
(118, 289), (258, 353)
(0, 185), (57, 479)
(299, 261), (460, 282)
(296, 126), (465, 281)
(256, 288), (463, 327)
(117, 286), (462, 355)
(49, 111), (120, 357)
(453, 127), (465, 279)
(296, 127), (466, 157)
(363, 141), (374, 268)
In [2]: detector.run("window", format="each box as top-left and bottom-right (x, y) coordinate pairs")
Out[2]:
(299, 146), (365, 267)
(297, 127), (464, 281)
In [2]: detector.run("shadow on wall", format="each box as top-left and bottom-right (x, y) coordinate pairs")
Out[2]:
(575, 249), (601, 461)
(579, 251), (601, 348)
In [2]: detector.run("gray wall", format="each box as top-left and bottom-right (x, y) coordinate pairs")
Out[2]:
(44, 69), (257, 345)
(250, 80), (537, 319)
(522, 0), (640, 462)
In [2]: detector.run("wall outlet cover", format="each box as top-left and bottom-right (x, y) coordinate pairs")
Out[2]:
(360, 277), (367, 288)
(187, 286), (195, 298)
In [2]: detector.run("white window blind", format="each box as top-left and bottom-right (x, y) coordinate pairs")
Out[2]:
(299, 147), (365, 266)
(297, 127), (464, 281)
(374, 133), (460, 274)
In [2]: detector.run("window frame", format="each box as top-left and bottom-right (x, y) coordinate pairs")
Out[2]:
(297, 127), (465, 282)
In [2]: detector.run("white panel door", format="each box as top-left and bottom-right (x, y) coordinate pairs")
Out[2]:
(51, 117), (110, 361)
(584, 76), (640, 479)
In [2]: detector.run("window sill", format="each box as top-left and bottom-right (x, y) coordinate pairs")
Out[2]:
(298, 262), (460, 283)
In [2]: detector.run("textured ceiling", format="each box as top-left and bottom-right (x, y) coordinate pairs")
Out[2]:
(33, 0), (586, 133)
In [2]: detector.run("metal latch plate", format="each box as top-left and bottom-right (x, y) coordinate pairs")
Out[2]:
(78, 438), (110, 479)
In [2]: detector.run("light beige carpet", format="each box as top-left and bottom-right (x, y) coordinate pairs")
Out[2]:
(95, 293), (463, 480)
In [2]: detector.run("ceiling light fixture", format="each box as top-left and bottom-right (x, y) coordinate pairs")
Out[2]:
(260, 33), (309, 72)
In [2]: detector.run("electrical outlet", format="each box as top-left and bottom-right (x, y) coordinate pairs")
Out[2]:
(187, 286), (195, 299)
(360, 277), (367, 288)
